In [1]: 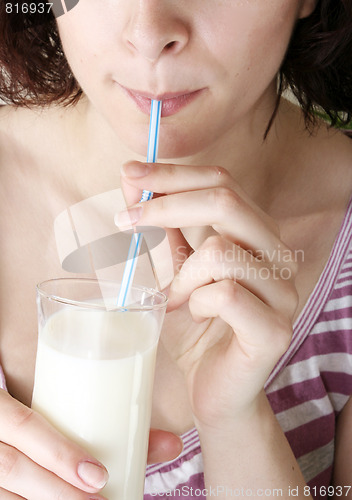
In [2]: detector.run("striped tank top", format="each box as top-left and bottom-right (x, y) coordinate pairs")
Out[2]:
(144, 197), (352, 499)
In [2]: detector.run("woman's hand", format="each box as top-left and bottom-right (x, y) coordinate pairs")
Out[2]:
(0, 389), (182, 499)
(118, 161), (299, 431)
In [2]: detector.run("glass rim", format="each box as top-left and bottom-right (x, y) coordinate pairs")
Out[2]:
(36, 278), (168, 312)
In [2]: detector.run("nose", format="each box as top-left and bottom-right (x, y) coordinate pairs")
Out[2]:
(124, 0), (190, 62)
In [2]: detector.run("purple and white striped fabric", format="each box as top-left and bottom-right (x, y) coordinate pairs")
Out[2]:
(144, 197), (352, 499)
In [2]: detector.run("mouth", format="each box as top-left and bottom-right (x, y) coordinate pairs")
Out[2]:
(118, 84), (206, 117)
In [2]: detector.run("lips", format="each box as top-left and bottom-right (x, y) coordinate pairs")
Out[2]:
(118, 84), (205, 117)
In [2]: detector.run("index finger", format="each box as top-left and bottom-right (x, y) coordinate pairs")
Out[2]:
(120, 161), (276, 230)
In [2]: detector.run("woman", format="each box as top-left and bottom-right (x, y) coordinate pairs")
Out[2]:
(0, 0), (351, 498)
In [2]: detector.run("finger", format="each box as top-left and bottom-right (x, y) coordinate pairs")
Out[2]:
(0, 390), (108, 494)
(120, 167), (167, 206)
(188, 280), (293, 364)
(147, 429), (183, 464)
(120, 161), (277, 230)
(116, 188), (297, 272)
(0, 443), (106, 500)
(119, 168), (194, 275)
(120, 174), (143, 206)
(168, 235), (298, 318)
(121, 161), (227, 193)
(0, 487), (25, 499)
(165, 228), (193, 274)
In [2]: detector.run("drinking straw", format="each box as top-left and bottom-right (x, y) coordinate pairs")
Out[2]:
(117, 99), (162, 307)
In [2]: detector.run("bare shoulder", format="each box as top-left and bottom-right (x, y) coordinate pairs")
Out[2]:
(270, 101), (352, 221)
(282, 106), (352, 224)
(0, 102), (67, 235)
(297, 115), (352, 212)
(0, 102), (47, 131)
(272, 105), (352, 321)
(0, 103), (59, 153)
(315, 122), (352, 186)
(314, 124), (352, 221)
(0, 103), (76, 195)
(282, 108), (352, 250)
(0, 104), (42, 166)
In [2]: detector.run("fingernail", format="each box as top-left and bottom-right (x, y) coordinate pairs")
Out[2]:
(77, 461), (109, 489)
(121, 161), (151, 178)
(115, 206), (143, 227)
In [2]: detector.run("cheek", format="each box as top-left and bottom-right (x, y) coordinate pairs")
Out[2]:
(56, 20), (95, 79)
(248, 5), (297, 70)
(204, 2), (298, 87)
(56, 6), (115, 85)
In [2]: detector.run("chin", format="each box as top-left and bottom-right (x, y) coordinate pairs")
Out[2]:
(94, 93), (218, 160)
(113, 118), (209, 160)
(153, 132), (210, 160)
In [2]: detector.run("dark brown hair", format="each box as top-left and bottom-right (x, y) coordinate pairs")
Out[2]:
(0, 0), (352, 130)
(281, 0), (352, 129)
(0, 5), (82, 106)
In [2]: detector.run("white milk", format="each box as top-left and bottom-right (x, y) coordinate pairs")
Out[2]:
(32, 308), (159, 499)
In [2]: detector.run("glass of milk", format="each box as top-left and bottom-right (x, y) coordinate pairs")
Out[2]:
(31, 278), (167, 499)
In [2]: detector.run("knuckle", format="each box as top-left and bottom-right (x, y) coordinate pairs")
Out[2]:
(216, 279), (238, 307)
(55, 483), (74, 500)
(155, 194), (166, 213)
(212, 187), (241, 215)
(202, 235), (227, 258)
(9, 403), (35, 431)
(211, 165), (232, 186)
(166, 162), (178, 177)
(52, 439), (75, 469)
(0, 445), (19, 479)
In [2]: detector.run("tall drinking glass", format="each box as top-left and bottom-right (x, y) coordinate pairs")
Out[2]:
(31, 278), (167, 499)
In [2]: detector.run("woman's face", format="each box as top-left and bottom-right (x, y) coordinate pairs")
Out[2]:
(56, 0), (316, 158)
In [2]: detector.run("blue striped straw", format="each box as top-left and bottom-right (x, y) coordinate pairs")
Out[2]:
(117, 99), (162, 307)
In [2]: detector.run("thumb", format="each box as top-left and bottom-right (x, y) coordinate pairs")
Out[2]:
(165, 228), (193, 276)
(120, 174), (193, 293)
(120, 175), (143, 206)
(144, 227), (193, 296)
(147, 429), (183, 464)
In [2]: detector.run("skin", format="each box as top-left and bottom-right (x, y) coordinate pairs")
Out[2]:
(55, 0), (314, 158)
(0, 0), (352, 497)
